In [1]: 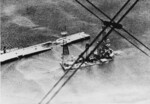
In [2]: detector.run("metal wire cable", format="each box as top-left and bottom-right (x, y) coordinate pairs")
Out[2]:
(38, 70), (69, 104)
(38, 0), (119, 103)
(43, 0), (139, 103)
(38, 7), (107, 104)
(114, 29), (150, 57)
(38, 23), (108, 104)
(38, 13), (108, 104)
(85, 0), (140, 58)
(87, 0), (150, 52)
(45, 61), (85, 104)
(75, 0), (104, 22)
(107, 0), (131, 21)
(122, 28), (150, 51)
(86, 0), (150, 57)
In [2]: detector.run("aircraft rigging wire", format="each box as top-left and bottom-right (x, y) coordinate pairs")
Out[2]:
(122, 28), (150, 52)
(45, 61), (85, 104)
(41, 0), (139, 104)
(86, 0), (150, 54)
(43, 26), (110, 104)
(38, 1), (124, 102)
(86, 0), (140, 58)
(38, 70), (69, 104)
(38, 22), (109, 104)
(85, 0), (149, 57)
(86, 0), (112, 21)
(77, 0), (138, 58)
(73, 0), (104, 22)
(105, 0), (131, 22)
(38, 0), (115, 103)
(38, 17), (108, 104)
(38, 13), (107, 104)
(114, 29), (150, 57)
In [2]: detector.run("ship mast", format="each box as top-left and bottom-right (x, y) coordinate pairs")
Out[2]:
(61, 31), (68, 64)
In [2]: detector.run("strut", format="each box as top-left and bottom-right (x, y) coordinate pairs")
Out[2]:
(38, 0), (140, 104)
(86, 0), (150, 56)
(103, 21), (123, 29)
(38, 1), (129, 103)
(86, 0), (140, 59)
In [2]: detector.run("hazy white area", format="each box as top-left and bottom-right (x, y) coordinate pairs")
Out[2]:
(1, 45), (150, 104)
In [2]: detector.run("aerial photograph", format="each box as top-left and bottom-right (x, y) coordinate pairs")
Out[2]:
(1, 0), (150, 104)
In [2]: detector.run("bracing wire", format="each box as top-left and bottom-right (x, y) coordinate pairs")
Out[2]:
(86, 0), (150, 54)
(41, 0), (140, 104)
(38, 13), (108, 104)
(45, 61), (84, 104)
(38, 70), (69, 104)
(85, 0), (140, 58)
(114, 29), (150, 57)
(122, 28), (150, 52)
(39, 8), (107, 104)
(38, 20), (108, 104)
(39, 1), (115, 103)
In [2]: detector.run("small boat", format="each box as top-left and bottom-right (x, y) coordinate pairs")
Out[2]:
(60, 35), (115, 71)
(60, 55), (114, 71)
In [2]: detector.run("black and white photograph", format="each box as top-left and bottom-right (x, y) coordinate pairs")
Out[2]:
(1, 0), (150, 104)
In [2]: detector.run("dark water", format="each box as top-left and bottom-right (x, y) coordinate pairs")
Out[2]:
(1, 45), (150, 104)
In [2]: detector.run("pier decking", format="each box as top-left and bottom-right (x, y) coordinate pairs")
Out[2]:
(0, 32), (90, 63)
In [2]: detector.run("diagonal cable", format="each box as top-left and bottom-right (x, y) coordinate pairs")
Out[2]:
(38, 12), (107, 104)
(86, 0), (150, 52)
(86, 0), (140, 58)
(122, 28), (150, 51)
(114, 29), (150, 57)
(39, 22), (107, 104)
(45, 61), (84, 104)
(44, 0), (139, 103)
(73, 0), (104, 22)
(38, 0), (129, 103)
(106, 0), (131, 21)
